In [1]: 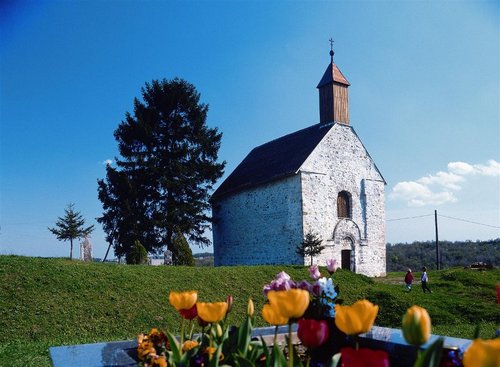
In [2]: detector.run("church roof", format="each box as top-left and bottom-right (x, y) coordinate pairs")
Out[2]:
(317, 62), (350, 88)
(211, 123), (334, 199)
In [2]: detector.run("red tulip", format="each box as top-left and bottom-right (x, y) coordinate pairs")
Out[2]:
(178, 304), (198, 320)
(297, 318), (330, 348)
(340, 347), (389, 367)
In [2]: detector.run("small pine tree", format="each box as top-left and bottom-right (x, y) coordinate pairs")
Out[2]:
(296, 231), (325, 266)
(48, 203), (94, 260)
(172, 229), (195, 266)
(126, 240), (148, 264)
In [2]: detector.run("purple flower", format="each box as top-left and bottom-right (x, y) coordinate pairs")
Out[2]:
(296, 280), (313, 293)
(326, 259), (338, 274)
(311, 282), (322, 297)
(309, 265), (321, 280)
(276, 271), (291, 281)
(263, 271), (296, 296)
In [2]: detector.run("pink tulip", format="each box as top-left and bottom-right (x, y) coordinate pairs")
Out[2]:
(309, 265), (321, 280)
(326, 259), (338, 274)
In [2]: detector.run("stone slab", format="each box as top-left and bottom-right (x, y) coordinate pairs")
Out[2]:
(49, 326), (472, 367)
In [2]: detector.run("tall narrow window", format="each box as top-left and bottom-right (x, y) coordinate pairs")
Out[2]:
(337, 191), (351, 218)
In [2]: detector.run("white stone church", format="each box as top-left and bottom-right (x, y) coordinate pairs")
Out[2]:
(211, 50), (386, 277)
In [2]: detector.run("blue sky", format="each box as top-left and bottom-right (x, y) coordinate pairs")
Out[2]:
(1, 1), (499, 259)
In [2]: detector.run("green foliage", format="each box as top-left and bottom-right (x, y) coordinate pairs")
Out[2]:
(0, 255), (498, 366)
(413, 338), (444, 367)
(172, 230), (195, 266)
(97, 78), (225, 260)
(47, 203), (94, 260)
(296, 232), (325, 266)
(386, 239), (500, 271)
(125, 240), (148, 264)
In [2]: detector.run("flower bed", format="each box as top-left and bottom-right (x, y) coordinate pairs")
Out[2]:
(136, 263), (499, 367)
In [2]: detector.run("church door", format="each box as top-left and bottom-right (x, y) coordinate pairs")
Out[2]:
(341, 249), (351, 271)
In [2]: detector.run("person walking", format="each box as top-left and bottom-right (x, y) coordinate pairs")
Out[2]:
(404, 269), (414, 292)
(421, 266), (432, 293)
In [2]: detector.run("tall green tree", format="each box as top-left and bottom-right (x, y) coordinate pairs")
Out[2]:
(296, 231), (325, 266)
(48, 203), (94, 260)
(97, 78), (225, 262)
(172, 229), (195, 266)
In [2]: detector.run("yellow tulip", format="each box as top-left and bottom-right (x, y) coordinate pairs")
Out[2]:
(262, 303), (289, 325)
(247, 298), (255, 316)
(137, 341), (155, 359)
(402, 305), (431, 346)
(334, 299), (379, 335)
(196, 301), (228, 323)
(266, 289), (310, 319)
(182, 340), (199, 352)
(463, 338), (500, 367)
(204, 346), (224, 361)
(151, 356), (167, 367)
(169, 291), (197, 311)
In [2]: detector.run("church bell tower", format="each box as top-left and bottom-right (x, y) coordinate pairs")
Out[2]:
(317, 42), (350, 125)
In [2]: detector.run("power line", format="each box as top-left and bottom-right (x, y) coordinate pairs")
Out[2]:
(386, 214), (433, 222)
(386, 212), (500, 230)
(438, 214), (500, 229)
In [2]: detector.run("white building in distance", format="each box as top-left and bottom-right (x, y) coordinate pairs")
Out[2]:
(211, 50), (386, 277)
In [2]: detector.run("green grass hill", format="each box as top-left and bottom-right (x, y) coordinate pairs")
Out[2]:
(0, 255), (498, 366)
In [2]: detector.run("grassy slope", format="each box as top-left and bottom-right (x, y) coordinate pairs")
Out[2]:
(0, 255), (498, 367)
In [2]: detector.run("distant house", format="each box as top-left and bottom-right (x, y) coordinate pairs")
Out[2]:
(211, 50), (386, 277)
(148, 250), (173, 266)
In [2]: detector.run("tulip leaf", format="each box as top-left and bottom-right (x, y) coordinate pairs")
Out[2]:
(330, 352), (341, 367)
(259, 337), (271, 367)
(413, 338), (444, 367)
(234, 354), (257, 367)
(165, 331), (182, 362)
(271, 343), (287, 367)
(237, 316), (253, 355)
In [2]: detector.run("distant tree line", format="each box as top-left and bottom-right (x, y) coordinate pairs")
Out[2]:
(386, 238), (500, 272)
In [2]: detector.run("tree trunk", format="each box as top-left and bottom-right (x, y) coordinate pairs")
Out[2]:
(70, 238), (73, 260)
(102, 243), (112, 262)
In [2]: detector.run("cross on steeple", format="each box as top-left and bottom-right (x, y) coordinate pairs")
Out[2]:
(329, 38), (335, 62)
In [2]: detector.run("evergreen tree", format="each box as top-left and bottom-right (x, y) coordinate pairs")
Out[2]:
(296, 231), (325, 266)
(172, 229), (195, 266)
(126, 240), (148, 265)
(98, 78), (225, 260)
(48, 203), (94, 260)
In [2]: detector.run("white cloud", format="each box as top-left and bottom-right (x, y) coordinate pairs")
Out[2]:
(390, 181), (457, 207)
(448, 161), (474, 175)
(102, 159), (114, 166)
(390, 159), (499, 207)
(417, 171), (464, 191)
(474, 159), (500, 176)
(448, 160), (500, 176)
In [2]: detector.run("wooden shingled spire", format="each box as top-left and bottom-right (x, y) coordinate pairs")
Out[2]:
(317, 41), (350, 125)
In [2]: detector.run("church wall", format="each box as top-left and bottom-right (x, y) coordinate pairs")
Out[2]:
(300, 124), (386, 276)
(212, 175), (304, 266)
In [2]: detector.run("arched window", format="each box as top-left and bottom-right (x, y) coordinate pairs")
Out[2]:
(337, 191), (351, 218)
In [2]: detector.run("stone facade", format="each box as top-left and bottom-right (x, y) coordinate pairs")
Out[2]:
(213, 175), (303, 265)
(300, 123), (386, 277)
(212, 122), (386, 276)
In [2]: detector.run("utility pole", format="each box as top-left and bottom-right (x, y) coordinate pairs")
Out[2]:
(435, 210), (439, 270)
